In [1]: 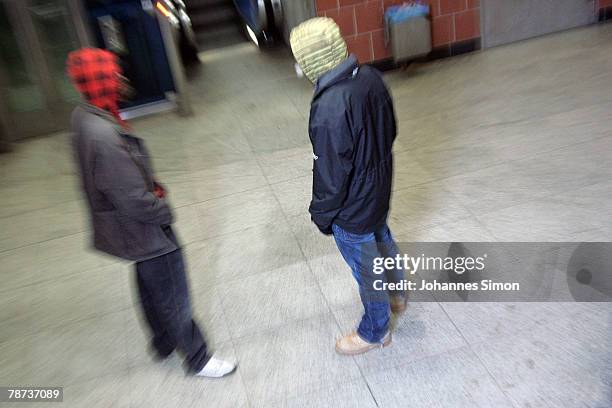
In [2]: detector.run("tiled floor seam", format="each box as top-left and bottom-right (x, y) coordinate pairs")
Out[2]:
(0, 197), (82, 220)
(265, 173), (310, 187)
(187, 263), (318, 292)
(397, 98), (612, 136)
(179, 221), (280, 252)
(0, 261), (125, 296)
(254, 137), (477, 408)
(261, 377), (379, 408)
(179, 217), (279, 243)
(358, 340), (485, 386)
(436, 302), (521, 408)
(187, 221), (255, 407)
(3, 129), (604, 256)
(226, 307), (342, 344)
(209, 148), (283, 407)
(216, 302), (255, 408)
(0, 228), (90, 256)
(391, 214), (477, 241)
(280, 80), (308, 122)
(123, 307), (139, 408)
(400, 153), (611, 239)
(0, 308), (132, 347)
(403, 133), (612, 195)
(465, 346), (521, 408)
(258, 172), (340, 323)
(171, 184), (269, 210)
(250, 148), (383, 407)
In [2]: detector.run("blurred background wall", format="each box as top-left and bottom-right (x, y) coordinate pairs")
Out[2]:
(315, 0), (612, 64)
(482, 0), (596, 48)
(315, 0), (481, 63)
(280, 0), (317, 44)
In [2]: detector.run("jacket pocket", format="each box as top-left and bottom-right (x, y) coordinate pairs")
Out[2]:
(351, 158), (392, 198)
(332, 224), (374, 243)
(119, 218), (174, 259)
(92, 211), (126, 256)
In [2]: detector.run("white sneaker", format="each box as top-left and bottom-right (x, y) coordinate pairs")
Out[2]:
(196, 356), (237, 378)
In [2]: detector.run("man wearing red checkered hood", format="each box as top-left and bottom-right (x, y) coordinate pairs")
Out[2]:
(68, 48), (235, 378)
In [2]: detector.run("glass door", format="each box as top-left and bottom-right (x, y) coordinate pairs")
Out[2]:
(0, 0), (87, 140)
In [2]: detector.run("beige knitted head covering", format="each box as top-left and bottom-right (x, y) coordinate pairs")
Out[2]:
(290, 17), (348, 83)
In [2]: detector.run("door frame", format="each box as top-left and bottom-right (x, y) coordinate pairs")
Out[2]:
(0, 0), (92, 141)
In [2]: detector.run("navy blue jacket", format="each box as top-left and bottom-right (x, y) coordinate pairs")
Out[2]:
(308, 55), (397, 235)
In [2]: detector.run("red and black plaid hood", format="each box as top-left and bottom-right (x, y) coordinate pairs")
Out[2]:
(66, 47), (125, 126)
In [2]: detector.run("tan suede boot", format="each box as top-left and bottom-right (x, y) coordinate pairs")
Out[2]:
(390, 295), (408, 315)
(335, 331), (391, 355)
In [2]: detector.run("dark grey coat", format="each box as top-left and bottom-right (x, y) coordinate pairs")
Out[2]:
(71, 104), (177, 261)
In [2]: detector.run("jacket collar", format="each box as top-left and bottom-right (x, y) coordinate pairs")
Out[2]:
(313, 54), (359, 99)
(81, 102), (115, 121)
(81, 102), (125, 133)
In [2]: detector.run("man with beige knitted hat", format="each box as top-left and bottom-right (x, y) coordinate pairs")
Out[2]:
(290, 18), (407, 355)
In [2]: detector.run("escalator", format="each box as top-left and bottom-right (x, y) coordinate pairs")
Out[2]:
(233, 0), (283, 47)
(186, 0), (286, 51)
(185, 0), (246, 51)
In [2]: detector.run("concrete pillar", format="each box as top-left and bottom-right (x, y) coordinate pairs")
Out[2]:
(280, 0), (316, 44)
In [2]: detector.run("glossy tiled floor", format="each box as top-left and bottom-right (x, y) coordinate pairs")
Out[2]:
(1, 24), (612, 408)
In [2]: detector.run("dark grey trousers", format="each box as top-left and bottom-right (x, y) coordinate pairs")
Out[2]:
(134, 227), (209, 373)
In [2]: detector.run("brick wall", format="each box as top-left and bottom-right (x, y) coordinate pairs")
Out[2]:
(315, 0), (482, 63)
(597, 0), (612, 8)
(597, 0), (612, 21)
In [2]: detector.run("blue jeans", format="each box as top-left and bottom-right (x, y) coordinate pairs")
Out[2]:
(332, 223), (405, 344)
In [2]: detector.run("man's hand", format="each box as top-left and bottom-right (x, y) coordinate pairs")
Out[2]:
(318, 226), (333, 235)
(94, 137), (173, 226)
(312, 216), (333, 235)
(153, 182), (167, 199)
